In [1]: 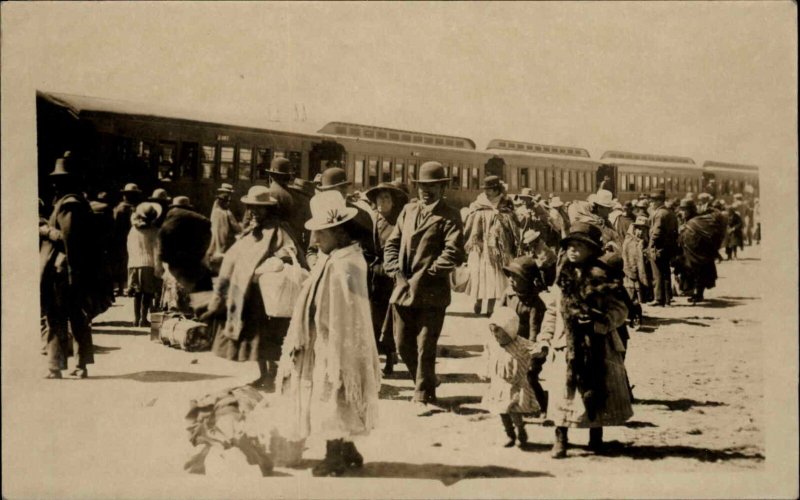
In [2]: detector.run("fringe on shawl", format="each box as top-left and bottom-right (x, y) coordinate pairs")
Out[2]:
(465, 195), (518, 268)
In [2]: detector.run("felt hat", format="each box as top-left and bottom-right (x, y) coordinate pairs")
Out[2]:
(49, 152), (77, 177)
(632, 215), (649, 228)
(121, 183), (142, 194)
(316, 167), (352, 191)
(288, 178), (317, 198)
(240, 185), (279, 206)
(148, 188), (171, 202)
(516, 188), (534, 201)
(593, 189), (615, 208)
(217, 183), (234, 194)
(549, 196), (564, 208)
(480, 175), (502, 190)
(488, 307), (520, 343)
(169, 195), (193, 209)
(502, 255), (540, 282)
(365, 180), (409, 206)
(304, 190), (358, 231)
(266, 157), (294, 178)
(560, 221), (603, 252)
(649, 189), (666, 200)
(410, 161), (450, 184)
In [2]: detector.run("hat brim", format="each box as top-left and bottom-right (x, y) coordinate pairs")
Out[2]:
(560, 234), (602, 252)
(410, 177), (450, 184)
(550, 201), (564, 208)
(304, 206), (358, 231)
(365, 185), (409, 205)
(516, 195), (534, 201)
(121, 188), (142, 194)
(240, 196), (279, 206)
(316, 181), (352, 191)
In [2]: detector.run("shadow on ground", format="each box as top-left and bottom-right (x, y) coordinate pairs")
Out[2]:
(379, 383), (412, 401)
(93, 344), (121, 354)
(437, 345), (484, 358)
(445, 311), (485, 318)
(638, 317), (711, 332)
(635, 398), (725, 411)
(436, 395), (488, 416)
(589, 441), (764, 463)
(93, 320), (135, 327)
(89, 370), (230, 382)
(93, 327), (149, 336)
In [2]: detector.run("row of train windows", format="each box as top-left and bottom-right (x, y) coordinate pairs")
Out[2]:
(137, 141), (301, 182)
(717, 178), (758, 195)
(517, 168), (594, 193)
(501, 143), (581, 156)
(352, 157), (478, 189)
(334, 126), (466, 148)
(619, 174), (701, 193)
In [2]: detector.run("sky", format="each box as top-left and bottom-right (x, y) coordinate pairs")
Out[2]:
(2, 2), (797, 170)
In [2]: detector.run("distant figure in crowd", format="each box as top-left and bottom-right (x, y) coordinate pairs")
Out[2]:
(676, 196), (726, 303)
(753, 198), (761, 244)
(127, 202), (162, 327)
(275, 190), (381, 477)
(723, 206), (744, 260)
(205, 185), (307, 390)
(206, 183), (242, 273)
(464, 175), (519, 316)
(111, 183), (142, 295)
(266, 157), (312, 251)
(547, 196), (570, 240)
(88, 191), (116, 315)
(384, 161), (465, 414)
(148, 188), (172, 224)
(483, 307), (547, 448)
(608, 200), (633, 248)
(39, 153), (98, 379)
(568, 189), (619, 250)
(540, 222), (633, 458)
(647, 189), (679, 307)
(622, 216), (651, 328)
(365, 180), (409, 375)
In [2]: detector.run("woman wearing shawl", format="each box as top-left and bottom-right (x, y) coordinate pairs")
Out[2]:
(206, 183), (242, 273)
(677, 200), (726, 303)
(205, 185), (307, 390)
(539, 222), (633, 459)
(274, 190), (381, 477)
(464, 176), (519, 316)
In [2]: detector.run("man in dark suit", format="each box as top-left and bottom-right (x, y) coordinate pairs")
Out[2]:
(384, 161), (465, 413)
(265, 157), (312, 251)
(647, 189), (679, 306)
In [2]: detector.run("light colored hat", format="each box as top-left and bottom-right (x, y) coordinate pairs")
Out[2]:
(121, 183), (142, 194)
(549, 196), (564, 208)
(133, 201), (162, 224)
(149, 188), (171, 202)
(593, 189), (615, 208)
(240, 185), (279, 206)
(169, 195), (193, 209)
(633, 215), (649, 228)
(488, 307), (519, 342)
(517, 188), (534, 201)
(612, 199), (623, 210)
(217, 183), (234, 194)
(697, 192), (714, 201)
(733, 193), (744, 200)
(304, 190), (358, 231)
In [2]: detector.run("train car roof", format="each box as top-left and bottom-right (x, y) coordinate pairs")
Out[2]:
(37, 90), (317, 137)
(702, 161), (759, 172)
(317, 122), (476, 151)
(600, 150), (698, 169)
(486, 139), (591, 159)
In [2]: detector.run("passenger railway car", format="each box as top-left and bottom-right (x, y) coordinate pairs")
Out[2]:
(701, 161), (760, 201)
(598, 151), (703, 202)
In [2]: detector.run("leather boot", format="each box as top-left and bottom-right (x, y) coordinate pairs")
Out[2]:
(500, 415), (516, 447)
(588, 427), (604, 452)
(551, 427), (568, 459)
(312, 440), (347, 477)
(340, 440), (364, 468)
(516, 424), (528, 447)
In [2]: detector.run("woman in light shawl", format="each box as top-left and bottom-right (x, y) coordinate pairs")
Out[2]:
(464, 176), (519, 316)
(275, 190), (381, 477)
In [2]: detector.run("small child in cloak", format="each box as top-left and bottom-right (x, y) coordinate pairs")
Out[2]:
(482, 307), (548, 448)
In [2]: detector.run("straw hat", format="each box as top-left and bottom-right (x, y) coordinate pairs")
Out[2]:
(240, 185), (279, 206)
(169, 196), (193, 209)
(217, 183), (234, 194)
(121, 183), (142, 194)
(516, 188), (534, 201)
(593, 189), (615, 208)
(549, 196), (564, 208)
(149, 188), (171, 202)
(304, 190), (358, 231)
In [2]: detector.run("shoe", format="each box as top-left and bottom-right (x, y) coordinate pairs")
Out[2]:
(45, 370), (62, 379)
(588, 427), (604, 453)
(413, 401), (432, 417)
(312, 440), (347, 477)
(516, 426), (528, 447)
(69, 367), (88, 379)
(551, 427), (568, 459)
(140, 320), (151, 328)
(473, 302), (482, 315)
(340, 441), (364, 468)
(501, 415), (516, 447)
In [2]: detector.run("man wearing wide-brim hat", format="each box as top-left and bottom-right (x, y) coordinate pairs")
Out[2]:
(646, 188), (679, 306)
(384, 161), (465, 414)
(39, 152), (98, 379)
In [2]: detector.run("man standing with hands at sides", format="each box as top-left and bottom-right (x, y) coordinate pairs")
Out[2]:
(384, 161), (465, 415)
(647, 189), (679, 307)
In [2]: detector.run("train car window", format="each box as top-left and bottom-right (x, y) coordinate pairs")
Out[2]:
(456, 140), (464, 147)
(394, 161), (404, 183)
(620, 174), (627, 192)
(471, 167), (479, 189)
(354, 158), (365, 186)
(451, 165), (460, 190)
(219, 146), (234, 180)
(376, 131), (387, 140)
(157, 142), (177, 181)
(519, 168), (529, 189)
(413, 136), (423, 143)
(201, 145), (216, 180)
(349, 127), (361, 136)
(335, 126), (347, 134)
(382, 160), (392, 182)
(445, 139), (454, 146)
(578, 170), (585, 192)
(461, 166), (469, 189)
(402, 134), (411, 142)
(178, 142), (198, 179)
(389, 133), (400, 141)
(288, 152), (302, 176)
(408, 162), (417, 182)
(368, 158), (378, 187)
(424, 137), (434, 145)
(499, 142), (507, 147)
(255, 148), (272, 179)
(363, 129), (374, 138)
(238, 147), (253, 181)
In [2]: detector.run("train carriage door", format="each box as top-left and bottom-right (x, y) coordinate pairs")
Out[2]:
(596, 163), (618, 196)
(308, 140), (346, 181)
(702, 171), (717, 197)
(485, 156), (505, 180)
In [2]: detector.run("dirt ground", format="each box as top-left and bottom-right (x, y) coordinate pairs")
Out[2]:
(2, 245), (766, 498)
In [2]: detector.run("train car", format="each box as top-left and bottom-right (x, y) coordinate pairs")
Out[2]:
(316, 121), (489, 207)
(701, 161), (759, 201)
(485, 139), (601, 202)
(599, 150), (703, 202)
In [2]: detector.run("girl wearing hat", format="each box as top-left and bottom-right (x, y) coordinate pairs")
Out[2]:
(274, 190), (382, 476)
(539, 222), (633, 458)
(464, 176), (519, 316)
(126, 202), (162, 327)
(622, 217), (651, 329)
(204, 185), (307, 390)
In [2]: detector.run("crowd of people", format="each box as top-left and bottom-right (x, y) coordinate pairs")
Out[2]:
(38, 151), (760, 472)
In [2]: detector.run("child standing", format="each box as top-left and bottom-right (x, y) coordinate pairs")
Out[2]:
(622, 216), (651, 330)
(539, 222), (633, 458)
(127, 202), (161, 327)
(483, 307), (548, 448)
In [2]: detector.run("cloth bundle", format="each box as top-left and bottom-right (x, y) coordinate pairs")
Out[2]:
(160, 315), (213, 351)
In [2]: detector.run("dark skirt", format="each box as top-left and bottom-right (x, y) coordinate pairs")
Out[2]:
(212, 282), (290, 362)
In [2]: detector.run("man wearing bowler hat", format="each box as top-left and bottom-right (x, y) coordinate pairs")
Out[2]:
(39, 153), (97, 379)
(647, 188), (679, 306)
(206, 183), (242, 271)
(384, 161), (465, 413)
(265, 157), (313, 251)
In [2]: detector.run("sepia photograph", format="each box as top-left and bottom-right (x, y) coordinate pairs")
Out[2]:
(1, 2), (797, 499)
